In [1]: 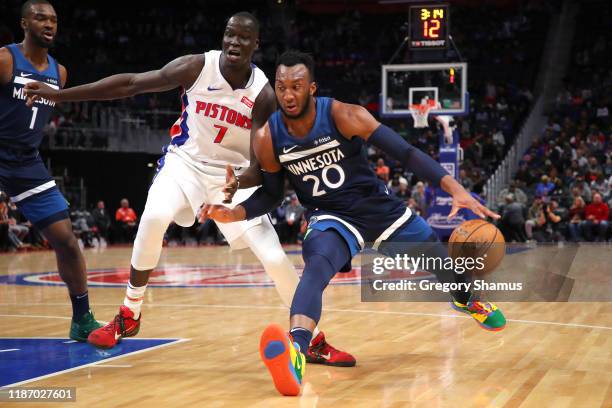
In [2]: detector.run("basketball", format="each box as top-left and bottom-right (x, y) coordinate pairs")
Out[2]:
(448, 219), (505, 276)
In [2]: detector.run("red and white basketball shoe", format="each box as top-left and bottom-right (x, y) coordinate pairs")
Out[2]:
(305, 331), (356, 367)
(87, 306), (140, 349)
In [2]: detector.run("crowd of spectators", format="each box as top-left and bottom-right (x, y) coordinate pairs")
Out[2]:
(495, 2), (611, 242)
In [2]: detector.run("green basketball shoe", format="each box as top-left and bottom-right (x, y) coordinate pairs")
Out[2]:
(69, 310), (103, 341)
(451, 299), (506, 331)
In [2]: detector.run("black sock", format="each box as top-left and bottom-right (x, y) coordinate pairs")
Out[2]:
(70, 291), (90, 321)
(452, 290), (471, 305)
(290, 327), (312, 353)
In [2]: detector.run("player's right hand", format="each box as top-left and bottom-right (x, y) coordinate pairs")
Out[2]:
(23, 82), (60, 107)
(198, 204), (245, 224)
(222, 165), (238, 204)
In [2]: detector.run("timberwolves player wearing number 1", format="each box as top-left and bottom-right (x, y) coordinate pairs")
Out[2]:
(0, 0), (101, 339)
(204, 51), (507, 396)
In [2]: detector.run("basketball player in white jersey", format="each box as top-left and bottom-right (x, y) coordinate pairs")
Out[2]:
(25, 12), (355, 366)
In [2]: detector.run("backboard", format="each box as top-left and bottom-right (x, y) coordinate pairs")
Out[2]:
(381, 62), (468, 117)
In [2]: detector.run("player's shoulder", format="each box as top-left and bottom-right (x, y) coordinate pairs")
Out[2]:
(330, 99), (379, 139)
(254, 120), (272, 140)
(180, 53), (206, 68)
(0, 46), (12, 64)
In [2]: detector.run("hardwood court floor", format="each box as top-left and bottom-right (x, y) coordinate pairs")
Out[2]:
(1, 244), (611, 408)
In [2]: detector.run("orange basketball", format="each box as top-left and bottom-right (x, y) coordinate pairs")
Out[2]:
(448, 219), (505, 276)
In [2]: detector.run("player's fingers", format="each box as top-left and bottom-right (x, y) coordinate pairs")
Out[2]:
(25, 95), (38, 107)
(225, 165), (234, 183)
(481, 205), (501, 220)
(447, 205), (459, 220)
(199, 204), (212, 223)
(472, 206), (486, 219)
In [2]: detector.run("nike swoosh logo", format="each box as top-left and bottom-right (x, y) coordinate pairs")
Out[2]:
(283, 145), (298, 154)
(21, 73), (32, 77)
(207, 86), (222, 91)
(114, 332), (121, 341)
(320, 352), (331, 360)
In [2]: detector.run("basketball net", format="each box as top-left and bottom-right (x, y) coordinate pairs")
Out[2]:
(409, 98), (454, 144)
(409, 98), (437, 128)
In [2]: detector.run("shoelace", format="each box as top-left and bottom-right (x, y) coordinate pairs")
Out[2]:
(101, 313), (125, 334)
(469, 301), (493, 315)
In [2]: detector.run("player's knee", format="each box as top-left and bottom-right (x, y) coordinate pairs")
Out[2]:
(52, 232), (80, 256)
(257, 246), (289, 269)
(302, 254), (336, 290)
(139, 208), (172, 234)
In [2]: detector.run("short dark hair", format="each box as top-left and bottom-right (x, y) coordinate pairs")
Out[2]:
(276, 50), (315, 81)
(21, 0), (52, 18)
(228, 11), (260, 36)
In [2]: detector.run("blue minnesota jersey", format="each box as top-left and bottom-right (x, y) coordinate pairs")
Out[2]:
(0, 43), (60, 161)
(269, 97), (411, 246)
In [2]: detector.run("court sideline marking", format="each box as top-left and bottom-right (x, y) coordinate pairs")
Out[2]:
(1, 303), (611, 331)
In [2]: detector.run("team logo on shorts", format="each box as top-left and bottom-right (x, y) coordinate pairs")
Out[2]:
(0, 264), (361, 288)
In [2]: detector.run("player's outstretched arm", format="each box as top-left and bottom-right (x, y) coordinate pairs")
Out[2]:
(203, 124), (285, 224)
(222, 84), (277, 203)
(24, 54), (204, 106)
(331, 100), (499, 220)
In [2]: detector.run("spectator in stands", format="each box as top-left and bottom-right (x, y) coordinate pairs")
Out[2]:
(411, 181), (430, 216)
(500, 194), (526, 242)
(458, 169), (474, 191)
(0, 194), (24, 251)
(582, 192), (609, 241)
(570, 174), (592, 203)
(515, 162), (535, 186)
(284, 194), (305, 244)
(375, 158), (390, 183)
(7, 202), (30, 243)
(115, 198), (138, 243)
(535, 175), (555, 197)
(497, 180), (528, 207)
(525, 196), (544, 241)
(395, 177), (410, 201)
(71, 209), (94, 248)
(92, 200), (111, 244)
(568, 196), (586, 242)
(532, 198), (566, 242)
(590, 173), (608, 197)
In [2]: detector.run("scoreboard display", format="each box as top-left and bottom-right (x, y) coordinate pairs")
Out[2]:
(409, 4), (449, 49)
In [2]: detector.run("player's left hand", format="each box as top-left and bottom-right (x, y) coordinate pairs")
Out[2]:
(448, 189), (500, 220)
(222, 165), (238, 204)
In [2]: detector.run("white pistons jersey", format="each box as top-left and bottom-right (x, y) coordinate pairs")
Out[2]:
(168, 50), (269, 167)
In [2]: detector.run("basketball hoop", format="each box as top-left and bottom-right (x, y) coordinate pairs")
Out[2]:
(409, 99), (438, 128)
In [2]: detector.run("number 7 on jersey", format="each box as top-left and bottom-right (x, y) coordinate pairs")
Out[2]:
(213, 124), (228, 143)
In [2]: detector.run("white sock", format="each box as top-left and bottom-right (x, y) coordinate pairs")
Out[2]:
(123, 281), (147, 319)
(310, 326), (320, 346)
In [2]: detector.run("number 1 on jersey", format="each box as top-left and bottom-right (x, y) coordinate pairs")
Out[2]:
(213, 124), (228, 143)
(29, 107), (38, 130)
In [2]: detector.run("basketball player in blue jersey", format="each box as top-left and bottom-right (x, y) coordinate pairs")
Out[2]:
(25, 13), (355, 366)
(0, 0), (101, 340)
(203, 51), (508, 396)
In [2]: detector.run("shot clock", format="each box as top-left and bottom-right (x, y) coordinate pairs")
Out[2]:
(409, 4), (449, 49)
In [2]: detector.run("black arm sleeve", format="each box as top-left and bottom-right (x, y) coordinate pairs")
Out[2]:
(240, 170), (285, 220)
(368, 124), (449, 187)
